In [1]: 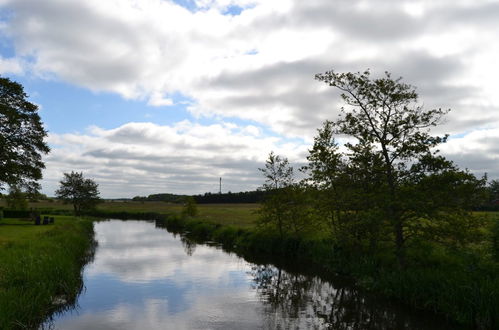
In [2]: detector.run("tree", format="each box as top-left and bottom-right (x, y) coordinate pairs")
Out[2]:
(55, 172), (101, 215)
(303, 121), (390, 251)
(302, 121), (348, 236)
(0, 77), (50, 193)
(315, 70), (451, 265)
(488, 179), (499, 202)
(258, 152), (294, 238)
(258, 152), (314, 238)
(260, 151), (294, 190)
(5, 186), (28, 210)
(182, 196), (198, 217)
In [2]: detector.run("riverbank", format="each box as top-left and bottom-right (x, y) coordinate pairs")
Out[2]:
(3, 201), (498, 328)
(0, 216), (95, 329)
(154, 213), (498, 329)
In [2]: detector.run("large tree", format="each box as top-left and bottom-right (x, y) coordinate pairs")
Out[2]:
(55, 172), (101, 215)
(314, 70), (452, 265)
(0, 77), (50, 193)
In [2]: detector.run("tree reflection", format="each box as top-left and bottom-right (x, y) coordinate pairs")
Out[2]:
(250, 265), (453, 330)
(181, 236), (196, 256)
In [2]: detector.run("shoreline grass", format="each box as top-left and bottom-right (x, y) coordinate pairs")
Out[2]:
(0, 216), (95, 329)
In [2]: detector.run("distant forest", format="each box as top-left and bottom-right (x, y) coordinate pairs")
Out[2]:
(132, 190), (266, 204)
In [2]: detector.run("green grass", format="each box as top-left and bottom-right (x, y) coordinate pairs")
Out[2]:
(0, 218), (55, 245)
(95, 201), (259, 227)
(0, 216), (95, 329)
(1, 200), (261, 229)
(190, 203), (259, 228)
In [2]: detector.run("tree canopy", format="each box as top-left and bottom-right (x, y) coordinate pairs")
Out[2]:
(311, 70), (485, 265)
(55, 171), (101, 215)
(0, 77), (50, 193)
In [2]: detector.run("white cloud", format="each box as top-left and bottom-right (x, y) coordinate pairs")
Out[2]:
(5, 0), (498, 136)
(2, 0), (499, 192)
(0, 56), (23, 74)
(42, 121), (308, 197)
(441, 128), (499, 177)
(147, 91), (174, 107)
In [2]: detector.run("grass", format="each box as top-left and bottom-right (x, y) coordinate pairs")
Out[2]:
(0, 218), (55, 245)
(0, 200), (260, 229)
(0, 216), (95, 329)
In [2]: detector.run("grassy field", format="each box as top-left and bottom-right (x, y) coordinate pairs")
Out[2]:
(0, 200), (261, 229)
(0, 216), (94, 329)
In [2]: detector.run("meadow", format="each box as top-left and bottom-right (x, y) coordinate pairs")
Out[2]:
(0, 199), (260, 228)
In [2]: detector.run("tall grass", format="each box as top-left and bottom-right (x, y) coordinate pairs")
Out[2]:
(0, 217), (95, 329)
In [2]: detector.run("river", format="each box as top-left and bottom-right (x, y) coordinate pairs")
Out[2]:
(44, 219), (457, 329)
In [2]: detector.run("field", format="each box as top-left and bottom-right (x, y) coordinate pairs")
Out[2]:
(0, 200), (261, 229)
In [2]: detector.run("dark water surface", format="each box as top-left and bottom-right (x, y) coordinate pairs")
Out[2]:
(45, 220), (456, 329)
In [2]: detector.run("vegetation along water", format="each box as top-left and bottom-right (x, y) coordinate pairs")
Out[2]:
(0, 216), (95, 329)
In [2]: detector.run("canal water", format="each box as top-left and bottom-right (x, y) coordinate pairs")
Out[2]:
(45, 220), (456, 329)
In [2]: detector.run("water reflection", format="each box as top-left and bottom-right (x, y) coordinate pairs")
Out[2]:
(181, 236), (197, 256)
(250, 265), (454, 329)
(46, 220), (457, 329)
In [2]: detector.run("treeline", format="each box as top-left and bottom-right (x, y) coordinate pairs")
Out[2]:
(132, 193), (186, 203)
(132, 190), (265, 204)
(193, 190), (265, 203)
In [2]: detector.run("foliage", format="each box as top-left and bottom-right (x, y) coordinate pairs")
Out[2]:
(492, 219), (499, 261)
(0, 77), (50, 193)
(158, 212), (499, 328)
(5, 186), (28, 210)
(313, 69), (486, 265)
(488, 179), (499, 201)
(259, 151), (294, 190)
(258, 152), (316, 238)
(55, 172), (101, 215)
(182, 196), (198, 217)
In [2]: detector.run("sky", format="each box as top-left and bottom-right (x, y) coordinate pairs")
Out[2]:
(1, 0), (499, 198)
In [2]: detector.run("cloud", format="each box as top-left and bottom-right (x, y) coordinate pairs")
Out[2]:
(147, 92), (174, 107)
(4, 0), (498, 136)
(0, 56), (23, 74)
(3, 0), (499, 192)
(441, 128), (499, 178)
(42, 121), (308, 197)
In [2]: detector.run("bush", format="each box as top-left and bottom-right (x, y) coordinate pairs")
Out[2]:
(2, 209), (33, 218)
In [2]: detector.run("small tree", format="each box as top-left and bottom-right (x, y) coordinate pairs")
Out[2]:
(55, 171), (101, 215)
(258, 152), (308, 238)
(182, 196), (198, 217)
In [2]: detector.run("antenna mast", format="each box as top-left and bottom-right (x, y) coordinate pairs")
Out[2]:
(219, 177), (222, 194)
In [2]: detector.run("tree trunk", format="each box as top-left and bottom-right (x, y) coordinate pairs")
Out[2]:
(382, 148), (405, 268)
